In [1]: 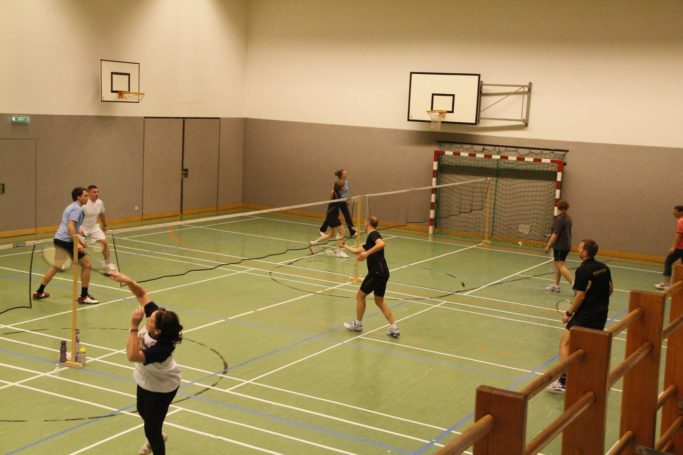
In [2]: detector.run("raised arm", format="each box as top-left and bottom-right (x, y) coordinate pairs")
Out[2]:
(108, 271), (151, 306)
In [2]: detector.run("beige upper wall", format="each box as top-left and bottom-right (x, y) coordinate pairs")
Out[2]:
(0, 0), (248, 117)
(245, 0), (683, 147)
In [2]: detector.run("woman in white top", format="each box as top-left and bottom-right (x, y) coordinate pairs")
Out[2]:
(109, 271), (183, 455)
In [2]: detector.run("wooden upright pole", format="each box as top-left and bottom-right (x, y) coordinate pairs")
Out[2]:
(661, 264), (683, 452)
(64, 238), (82, 368)
(618, 291), (665, 454)
(563, 327), (612, 454)
(473, 386), (526, 454)
(351, 196), (362, 283)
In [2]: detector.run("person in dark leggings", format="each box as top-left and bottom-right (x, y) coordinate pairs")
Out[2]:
(655, 205), (683, 290)
(109, 271), (183, 455)
(319, 169), (356, 237)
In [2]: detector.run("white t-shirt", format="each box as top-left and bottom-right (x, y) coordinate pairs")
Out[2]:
(82, 199), (105, 231)
(134, 327), (182, 393)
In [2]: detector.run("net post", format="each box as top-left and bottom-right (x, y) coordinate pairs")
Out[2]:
(65, 238), (83, 368)
(482, 178), (493, 245)
(351, 196), (362, 283)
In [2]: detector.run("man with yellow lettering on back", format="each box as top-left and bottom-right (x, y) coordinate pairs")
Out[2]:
(547, 239), (613, 393)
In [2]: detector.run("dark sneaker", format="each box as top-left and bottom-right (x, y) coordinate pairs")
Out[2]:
(349, 227), (357, 237)
(32, 291), (50, 300)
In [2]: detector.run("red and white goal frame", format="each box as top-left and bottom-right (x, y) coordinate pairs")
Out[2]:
(429, 150), (565, 236)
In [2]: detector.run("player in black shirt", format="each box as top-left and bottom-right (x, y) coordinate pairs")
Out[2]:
(339, 216), (400, 338)
(547, 239), (612, 393)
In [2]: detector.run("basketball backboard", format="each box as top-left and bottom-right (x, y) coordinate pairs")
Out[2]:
(408, 72), (481, 125)
(101, 59), (141, 103)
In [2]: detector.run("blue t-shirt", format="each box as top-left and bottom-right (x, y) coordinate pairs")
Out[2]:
(54, 202), (84, 242)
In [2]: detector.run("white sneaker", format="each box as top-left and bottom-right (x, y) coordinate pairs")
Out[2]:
(139, 433), (167, 455)
(343, 320), (363, 332)
(335, 249), (349, 258)
(387, 326), (400, 338)
(335, 233), (343, 240)
(77, 295), (99, 304)
(655, 282), (670, 290)
(546, 379), (566, 393)
(544, 284), (561, 293)
(319, 231), (326, 236)
(308, 241), (318, 254)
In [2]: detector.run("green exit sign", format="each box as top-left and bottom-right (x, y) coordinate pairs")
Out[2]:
(11, 115), (30, 124)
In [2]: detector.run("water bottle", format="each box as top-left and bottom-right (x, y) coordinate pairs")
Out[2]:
(59, 340), (67, 362)
(79, 347), (87, 366)
(75, 329), (80, 361)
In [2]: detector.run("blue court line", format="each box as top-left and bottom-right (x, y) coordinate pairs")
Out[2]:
(1, 346), (412, 454)
(0, 313), (418, 454)
(412, 306), (632, 454)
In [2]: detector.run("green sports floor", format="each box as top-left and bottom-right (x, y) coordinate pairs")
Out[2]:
(0, 212), (664, 454)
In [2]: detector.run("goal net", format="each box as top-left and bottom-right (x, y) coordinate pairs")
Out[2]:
(431, 149), (564, 244)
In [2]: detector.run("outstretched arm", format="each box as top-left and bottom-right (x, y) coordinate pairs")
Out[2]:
(358, 238), (385, 260)
(108, 271), (151, 306)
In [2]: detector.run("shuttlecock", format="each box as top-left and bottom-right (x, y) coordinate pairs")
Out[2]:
(518, 241), (523, 246)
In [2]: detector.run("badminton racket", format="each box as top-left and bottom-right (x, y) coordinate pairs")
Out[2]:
(39, 242), (73, 272)
(555, 298), (574, 322)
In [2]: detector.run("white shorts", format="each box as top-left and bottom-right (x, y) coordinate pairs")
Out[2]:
(82, 226), (106, 242)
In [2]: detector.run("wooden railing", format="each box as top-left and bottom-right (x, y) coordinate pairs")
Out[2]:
(437, 264), (683, 455)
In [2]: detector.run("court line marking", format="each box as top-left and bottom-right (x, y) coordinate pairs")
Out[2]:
(0, 361), (357, 455)
(1, 229), (644, 449)
(0, 314), (454, 448)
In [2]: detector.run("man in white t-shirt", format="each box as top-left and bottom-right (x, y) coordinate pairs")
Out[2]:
(82, 185), (110, 265)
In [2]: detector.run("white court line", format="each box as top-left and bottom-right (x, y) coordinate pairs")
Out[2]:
(1, 230), (640, 450)
(67, 419), (146, 455)
(0, 374), (281, 455)
(0, 361), (352, 454)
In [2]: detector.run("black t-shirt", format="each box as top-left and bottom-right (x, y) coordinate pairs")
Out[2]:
(363, 231), (389, 277)
(325, 188), (342, 223)
(551, 214), (572, 250)
(573, 259), (612, 315)
(142, 301), (175, 365)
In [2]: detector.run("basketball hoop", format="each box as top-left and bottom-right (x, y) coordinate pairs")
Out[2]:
(427, 109), (447, 130)
(116, 91), (145, 101)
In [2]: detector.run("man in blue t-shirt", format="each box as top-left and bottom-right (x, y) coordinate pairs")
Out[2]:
(33, 187), (100, 304)
(339, 216), (400, 338)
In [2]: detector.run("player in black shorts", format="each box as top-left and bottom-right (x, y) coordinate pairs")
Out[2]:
(339, 216), (400, 338)
(544, 200), (573, 293)
(547, 239), (613, 393)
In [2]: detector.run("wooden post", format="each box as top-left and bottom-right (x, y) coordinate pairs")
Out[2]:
(473, 386), (526, 454)
(562, 327), (612, 454)
(661, 264), (683, 452)
(351, 196), (362, 283)
(618, 290), (666, 454)
(64, 238), (82, 368)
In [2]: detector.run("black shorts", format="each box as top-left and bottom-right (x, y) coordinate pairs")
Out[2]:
(360, 274), (389, 297)
(566, 311), (608, 331)
(553, 249), (570, 261)
(326, 216), (342, 228)
(54, 238), (86, 260)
